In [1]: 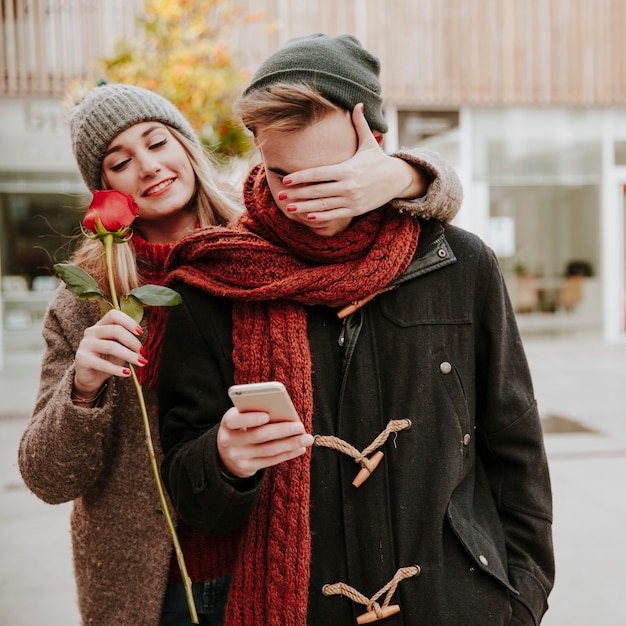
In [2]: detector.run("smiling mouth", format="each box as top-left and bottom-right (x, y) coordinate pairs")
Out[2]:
(144, 179), (174, 196)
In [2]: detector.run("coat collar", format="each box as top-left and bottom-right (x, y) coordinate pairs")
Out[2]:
(391, 220), (457, 286)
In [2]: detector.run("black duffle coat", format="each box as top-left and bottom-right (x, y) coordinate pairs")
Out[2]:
(159, 218), (554, 626)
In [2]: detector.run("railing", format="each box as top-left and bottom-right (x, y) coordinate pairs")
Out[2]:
(1, 0), (142, 96)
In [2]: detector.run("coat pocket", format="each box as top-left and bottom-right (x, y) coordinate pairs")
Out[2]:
(447, 470), (519, 596)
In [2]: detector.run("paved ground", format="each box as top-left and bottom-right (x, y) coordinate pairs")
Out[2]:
(1, 333), (625, 625)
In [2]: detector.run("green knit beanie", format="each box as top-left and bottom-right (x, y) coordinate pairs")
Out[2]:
(243, 33), (388, 133)
(68, 83), (202, 191)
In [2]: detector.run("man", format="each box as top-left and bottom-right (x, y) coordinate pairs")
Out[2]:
(159, 33), (554, 625)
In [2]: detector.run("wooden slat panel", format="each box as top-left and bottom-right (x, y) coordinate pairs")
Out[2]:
(54, 0), (73, 95)
(0, 0), (142, 96)
(2, 0), (17, 93)
(15, 0), (26, 93)
(34, 0), (48, 94)
(3, 0), (626, 104)
(362, 0), (626, 106)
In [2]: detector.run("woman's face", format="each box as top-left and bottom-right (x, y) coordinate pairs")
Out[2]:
(101, 122), (196, 242)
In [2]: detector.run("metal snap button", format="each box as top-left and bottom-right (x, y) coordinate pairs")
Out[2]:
(439, 361), (452, 374)
(437, 248), (447, 258)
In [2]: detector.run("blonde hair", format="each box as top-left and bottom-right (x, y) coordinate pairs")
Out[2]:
(235, 82), (342, 147)
(71, 127), (242, 296)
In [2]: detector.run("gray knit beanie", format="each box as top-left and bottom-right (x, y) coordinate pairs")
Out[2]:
(68, 83), (202, 191)
(243, 33), (388, 133)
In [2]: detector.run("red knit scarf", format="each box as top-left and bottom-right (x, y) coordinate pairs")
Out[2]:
(167, 164), (420, 624)
(132, 232), (243, 584)
(131, 232), (172, 388)
(133, 226), (208, 390)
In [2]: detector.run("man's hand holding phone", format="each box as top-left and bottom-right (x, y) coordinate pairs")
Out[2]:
(217, 382), (314, 479)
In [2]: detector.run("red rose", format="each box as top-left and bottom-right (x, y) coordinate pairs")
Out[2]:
(84, 190), (138, 235)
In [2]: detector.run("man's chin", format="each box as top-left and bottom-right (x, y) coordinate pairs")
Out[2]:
(305, 225), (339, 237)
(304, 220), (352, 238)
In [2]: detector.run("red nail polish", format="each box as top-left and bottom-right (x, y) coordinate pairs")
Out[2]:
(135, 326), (144, 335)
(307, 214), (316, 220)
(122, 368), (131, 376)
(138, 356), (149, 365)
(278, 192), (288, 201)
(286, 205), (297, 213)
(282, 177), (292, 186)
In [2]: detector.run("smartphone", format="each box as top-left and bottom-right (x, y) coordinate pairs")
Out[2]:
(227, 381), (300, 422)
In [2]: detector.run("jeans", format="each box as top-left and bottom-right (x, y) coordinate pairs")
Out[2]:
(160, 575), (232, 626)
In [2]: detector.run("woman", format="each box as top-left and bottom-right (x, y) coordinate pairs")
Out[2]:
(17, 82), (461, 625)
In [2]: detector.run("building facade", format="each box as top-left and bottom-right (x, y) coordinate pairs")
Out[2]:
(233, 0), (626, 342)
(2, 0), (626, 366)
(0, 0), (141, 364)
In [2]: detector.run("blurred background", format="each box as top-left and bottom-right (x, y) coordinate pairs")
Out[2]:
(3, 0), (626, 362)
(1, 1), (625, 625)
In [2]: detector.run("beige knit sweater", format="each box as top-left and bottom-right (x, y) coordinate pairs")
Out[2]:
(17, 147), (462, 625)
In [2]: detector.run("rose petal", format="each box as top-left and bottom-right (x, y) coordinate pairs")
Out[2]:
(84, 190), (138, 234)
